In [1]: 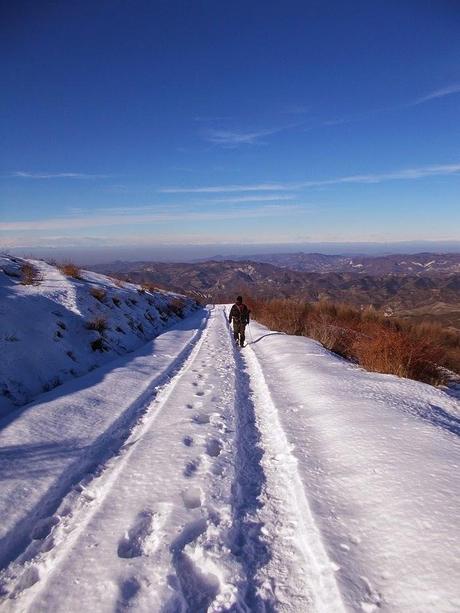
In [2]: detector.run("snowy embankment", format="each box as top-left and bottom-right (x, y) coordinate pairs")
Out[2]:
(0, 305), (459, 612)
(0, 256), (197, 415)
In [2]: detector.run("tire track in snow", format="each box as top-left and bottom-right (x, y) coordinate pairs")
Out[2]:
(0, 310), (212, 607)
(226, 311), (270, 611)
(229, 307), (346, 611)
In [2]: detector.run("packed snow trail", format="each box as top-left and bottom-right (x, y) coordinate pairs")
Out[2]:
(0, 305), (459, 612)
(0, 308), (208, 573)
(0, 305), (343, 612)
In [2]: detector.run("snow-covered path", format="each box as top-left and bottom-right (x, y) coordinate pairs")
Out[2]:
(1, 305), (459, 612)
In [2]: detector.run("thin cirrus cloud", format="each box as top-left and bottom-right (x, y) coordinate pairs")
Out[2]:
(412, 82), (460, 105)
(160, 182), (297, 194)
(5, 171), (110, 179)
(203, 120), (303, 147)
(64, 196), (295, 217)
(204, 126), (285, 147)
(0, 204), (302, 232)
(211, 194), (295, 203)
(160, 162), (460, 193)
(306, 81), (460, 131)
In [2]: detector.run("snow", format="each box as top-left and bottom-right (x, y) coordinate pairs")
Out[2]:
(0, 256), (197, 415)
(0, 304), (459, 612)
(246, 321), (460, 612)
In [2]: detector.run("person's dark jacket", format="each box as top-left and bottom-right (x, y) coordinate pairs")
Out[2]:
(229, 303), (250, 325)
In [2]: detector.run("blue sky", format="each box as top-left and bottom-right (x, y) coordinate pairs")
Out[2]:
(1, 0), (459, 259)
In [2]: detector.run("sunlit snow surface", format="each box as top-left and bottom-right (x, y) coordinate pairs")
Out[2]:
(0, 256), (195, 414)
(0, 304), (459, 612)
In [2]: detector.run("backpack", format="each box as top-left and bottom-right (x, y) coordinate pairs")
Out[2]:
(234, 303), (249, 323)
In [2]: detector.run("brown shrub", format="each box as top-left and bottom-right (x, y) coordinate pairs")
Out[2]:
(20, 262), (42, 285)
(90, 287), (107, 302)
(90, 337), (106, 352)
(58, 261), (81, 279)
(86, 316), (108, 333)
(352, 325), (444, 383)
(141, 282), (157, 293)
(169, 297), (186, 318)
(249, 297), (452, 385)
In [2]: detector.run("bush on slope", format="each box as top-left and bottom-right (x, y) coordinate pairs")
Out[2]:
(0, 256), (198, 415)
(248, 298), (459, 385)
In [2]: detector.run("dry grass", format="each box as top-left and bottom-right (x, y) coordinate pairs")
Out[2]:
(20, 262), (42, 285)
(90, 287), (107, 302)
(86, 316), (108, 333)
(169, 297), (186, 318)
(248, 298), (459, 385)
(141, 282), (158, 293)
(90, 337), (106, 352)
(58, 261), (81, 279)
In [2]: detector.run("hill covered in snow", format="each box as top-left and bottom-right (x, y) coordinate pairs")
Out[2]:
(0, 256), (198, 415)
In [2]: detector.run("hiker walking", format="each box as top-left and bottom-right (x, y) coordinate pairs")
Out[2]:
(228, 295), (250, 347)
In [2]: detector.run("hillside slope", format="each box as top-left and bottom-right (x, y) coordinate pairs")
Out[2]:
(0, 256), (197, 415)
(0, 306), (458, 611)
(92, 259), (460, 328)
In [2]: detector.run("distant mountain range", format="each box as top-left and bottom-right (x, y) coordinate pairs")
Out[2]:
(90, 253), (460, 329)
(200, 252), (460, 275)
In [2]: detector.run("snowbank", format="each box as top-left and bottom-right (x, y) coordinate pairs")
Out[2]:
(248, 319), (460, 612)
(0, 256), (197, 415)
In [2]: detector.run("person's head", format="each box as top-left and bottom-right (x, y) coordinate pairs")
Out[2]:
(236, 295), (243, 304)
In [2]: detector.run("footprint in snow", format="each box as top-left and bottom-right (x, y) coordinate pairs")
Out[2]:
(117, 577), (141, 608)
(182, 435), (194, 447)
(183, 458), (201, 477)
(117, 508), (166, 559)
(182, 486), (202, 509)
(205, 438), (223, 458)
(192, 413), (210, 425)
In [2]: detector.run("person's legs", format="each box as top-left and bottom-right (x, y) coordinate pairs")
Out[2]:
(240, 325), (246, 346)
(233, 322), (239, 342)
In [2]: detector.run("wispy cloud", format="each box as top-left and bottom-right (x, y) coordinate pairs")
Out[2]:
(0, 205), (302, 232)
(211, 194), (295, 203)
(203, 126), (287, 147)
(311, 81), (460, 130)
(413, 82), (460, 105)
(160, 162), (460, 194)
(324, 163), (460, 185)
(160, 182), (297, 194)
(5, 171), (110, 179)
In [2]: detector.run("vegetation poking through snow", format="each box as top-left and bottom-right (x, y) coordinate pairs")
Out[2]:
(90, 287), (107, 302)
(86, 316), (108, 333)
(90, 337), (106, 352)
(0, 255), (198, 414)
(248, 298), (460, 385)
(58, 261), (82, 279)
(169, 297), (187, 318)
(20, 262), (42, 285)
